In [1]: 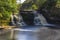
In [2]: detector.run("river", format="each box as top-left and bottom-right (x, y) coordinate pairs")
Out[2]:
(0, 26), (60, 40)
(13, 26), (42, 40)
(0, 26), (42, 40)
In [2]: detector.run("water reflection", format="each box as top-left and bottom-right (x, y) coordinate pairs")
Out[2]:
(14, 26), (41, 40)
(15, 31), (38, 40)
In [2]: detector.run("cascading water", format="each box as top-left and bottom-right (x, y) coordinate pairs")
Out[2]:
(17, 15), (27, 26)
(34, 11), (42, 25)
(18, 10), (48, 26)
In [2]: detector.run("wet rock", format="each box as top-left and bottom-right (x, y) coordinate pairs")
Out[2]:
(20, 11), (34, 25)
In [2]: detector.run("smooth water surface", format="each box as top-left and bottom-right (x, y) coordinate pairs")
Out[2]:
(14, 26), (41, 40)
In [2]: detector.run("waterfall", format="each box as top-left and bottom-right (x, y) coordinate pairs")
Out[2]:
(34, 11), (48, 26)
(18, 11), (48, 26)
(18, 14), (42, 26)
(34, 13), (42, 25)
(17, 15), (27, 26)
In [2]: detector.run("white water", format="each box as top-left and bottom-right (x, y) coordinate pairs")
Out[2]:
(17, 15), (27, 26)
(17, 11), (48, 26)
(34, 13), (42, 25)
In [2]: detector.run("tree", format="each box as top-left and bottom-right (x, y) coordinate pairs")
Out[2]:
(20, 0), (60, 24)
(20, 0), (47, 10)
(0, 0), (17, 20)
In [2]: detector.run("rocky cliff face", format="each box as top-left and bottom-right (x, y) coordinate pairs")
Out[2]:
(20, 11), (34, 25)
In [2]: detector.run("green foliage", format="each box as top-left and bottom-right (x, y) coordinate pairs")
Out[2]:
(21, 0), (60, 10)
(0, 0), (18, 25)
(32, 4), (38, 10)
(20, 0), (47, 10)
(56, 0), (60, 8)
(0, 0), (17, 20)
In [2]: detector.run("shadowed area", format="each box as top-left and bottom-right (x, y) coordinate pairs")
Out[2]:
(20, 11), (34, 25)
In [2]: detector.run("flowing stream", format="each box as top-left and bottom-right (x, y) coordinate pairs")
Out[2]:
(0, 11), (50, 40)
(17, 11), (48, 26)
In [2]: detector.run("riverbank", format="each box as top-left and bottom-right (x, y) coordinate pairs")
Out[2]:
(0, 26), (16, 29)
(0, 26), (16, 40)
(0, 29), (11, 40)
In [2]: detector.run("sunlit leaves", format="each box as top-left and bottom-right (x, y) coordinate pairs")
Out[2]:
(56, 0), (60, 8)
(0, 0), (17, 20)
(32, 4), (38, 10)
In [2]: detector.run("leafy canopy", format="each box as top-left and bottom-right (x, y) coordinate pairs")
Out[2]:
(0, 0), (17, 20)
